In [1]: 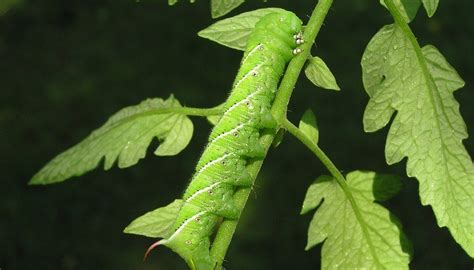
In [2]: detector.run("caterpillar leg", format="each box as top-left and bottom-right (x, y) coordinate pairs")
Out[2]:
(235, 168), (253, 187)
(259, 110), (277, 129)
(184, 183), (240, 219)
(145, 237), (216, 270)
(212, 199), (240, 219)
(188, 246), (216, 270)
(181, 238), (216, 270)
(206, 185), (240, 219)
(241, 131), (266, 158)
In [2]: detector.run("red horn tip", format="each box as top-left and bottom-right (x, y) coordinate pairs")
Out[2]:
(143, 240), (162, 261)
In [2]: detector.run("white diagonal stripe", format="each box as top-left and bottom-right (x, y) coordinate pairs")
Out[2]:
(240, 44), (263, 65)
(196, 153), (232, 175)
(233, 64), (263, 89)
(164, 211), (208, 243)
(185, 182), (222, 203)
(210, 123), (245, 144)
(222, 90), (262, 117)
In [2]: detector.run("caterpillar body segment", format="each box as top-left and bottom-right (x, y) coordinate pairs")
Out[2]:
(191, 153), (253, 187)
(147, 11), (303, 270)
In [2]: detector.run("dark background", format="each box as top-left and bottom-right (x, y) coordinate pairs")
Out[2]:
(1, 0), (473, 269)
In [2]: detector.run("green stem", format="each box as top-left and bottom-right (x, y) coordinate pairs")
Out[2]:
(281, 119), (382, 267)
(65, 105), (222, 150)
(271, 0), (332, 123)
(168, 105), (222, 117)
(281, 119), (346, 189)
(99, 105), (221, 137)
(209, 0), (333, 268)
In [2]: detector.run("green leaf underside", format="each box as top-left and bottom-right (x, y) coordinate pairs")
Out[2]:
(30, 95), (193, 185)
(124, 199), (183, 238)
(304, 56), (340, 91)
(168, 0), (242, 15)
(362, 24), (474, 256)
(198, 7), (286, 51)
(380, 0), (421, 22)
(299, 109), (319, 145)
(421, 0), (439, 17)
(211, 0), (245, 18)
(302, 171), (411, 269)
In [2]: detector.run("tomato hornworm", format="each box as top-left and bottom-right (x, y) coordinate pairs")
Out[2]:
(145, 10), (303, 270)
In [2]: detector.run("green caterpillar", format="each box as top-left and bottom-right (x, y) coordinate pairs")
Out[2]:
(146, 11), (303, 270)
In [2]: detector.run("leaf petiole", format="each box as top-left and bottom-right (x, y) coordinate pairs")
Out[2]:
(281, 118), (382, 266)
(148, 104), (223, 117)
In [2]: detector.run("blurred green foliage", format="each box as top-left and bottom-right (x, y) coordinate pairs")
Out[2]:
(0, 0), (22, 15)
(1, 0), (473, 269)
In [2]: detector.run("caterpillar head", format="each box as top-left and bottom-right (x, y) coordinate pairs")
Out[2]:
(277, 11), (303, 35)
(247, 11), (303, 60)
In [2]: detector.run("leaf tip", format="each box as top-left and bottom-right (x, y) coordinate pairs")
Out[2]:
(123, 223), (136, 235)
(122, 226), (131, 234)
(197, 29), (206, 38)
(305, 56), (340, 91)
(28, 172), (58, 185)
(28, 177), (40, 185)
(304, 242), (314, 251)
(300, 207), (309, 215)
(362, 118), (379, 133)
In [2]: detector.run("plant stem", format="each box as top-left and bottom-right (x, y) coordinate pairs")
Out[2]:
(280, 119), (382, 266)
(164, 105), (222, 117)
(271, 0), (332, 124)
(102, 105), (221, 135)
(281, 119), (347, 190)
(209, 0), (333, 268)
(118, 104), (222, 120)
